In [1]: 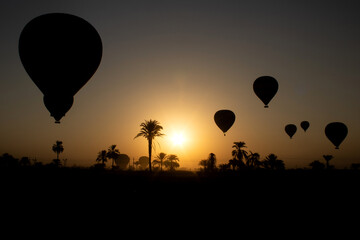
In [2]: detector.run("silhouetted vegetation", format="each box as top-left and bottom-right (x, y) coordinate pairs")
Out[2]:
(95, 149), (107, 168)
(323, 155), (334, 170)
(107, 144), (120, 168)
(1, 149), (360, 211)
(163, 154), (180, 171)
(211, 141), (285, 172)
(153, 152), (167, 171)
(94, 145), (129, 170)
(52, 140), (64, 161)
(134, 119), (164, 172)
(309, 160), (325, 170)
(199, 153), (217, 172)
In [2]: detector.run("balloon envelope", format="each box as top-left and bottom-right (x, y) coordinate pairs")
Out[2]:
(19, 13), (102, 123)
(214, 110), (235, 136)
(325, 122), (348, 149)
(300, 121), (310, 132)
(285, 124), (297, 139)
(115, 154), (130, 170)
(253, 76), (278, 108)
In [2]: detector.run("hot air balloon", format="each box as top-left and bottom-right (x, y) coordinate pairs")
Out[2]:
(214, 110), (235, 136)
(253, 76), (278, 108)
(325, 122), (348, 149)
(19, 13), (102, 123)
(285, 124), (297, 139)
(300, 121), (310, 132)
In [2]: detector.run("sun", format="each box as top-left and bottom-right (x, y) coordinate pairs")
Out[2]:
(171, 132), (186, 146)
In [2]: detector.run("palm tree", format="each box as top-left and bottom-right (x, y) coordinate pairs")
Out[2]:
(134, 119), (164, 172)
(231, 141), (248, 168)
(198, 154), (216, 172)
(208, 153), (216, 171)
(248, 151), (261, 169)
(52, 140), (64, 161)
(96, 150), (108, 166)
(323, 155), (334, 169)
(263, 154), (285, 170)
(154, 152), (167, 171)
(164, 154), (180, 171)
(107, 145), (120, 168)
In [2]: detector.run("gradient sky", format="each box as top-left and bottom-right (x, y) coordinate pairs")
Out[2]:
(1, 0), (359, 169)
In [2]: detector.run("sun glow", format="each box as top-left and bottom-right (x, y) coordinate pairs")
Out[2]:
(171, 132), (186, 147)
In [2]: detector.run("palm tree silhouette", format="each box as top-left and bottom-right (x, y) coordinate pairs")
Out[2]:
(263, 154), (285, 170)
(134, 119), (164, 172)
(154, 152), (167, 171)
(96, 150), (108, 166)
(164, 154), (179, 171)
(323, 155), (334, 170)
(107, 145), (120, 168)
(52, 140), (64, 161)
(248, 151), (261, 169)
(231, 141), (248, 168)
(208, 153), (216, 171)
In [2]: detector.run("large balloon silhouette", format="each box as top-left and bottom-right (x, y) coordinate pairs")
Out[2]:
(285, 124), (297, 139)
(325, 122), (348, 149)
(253, 76), (278, 108)
(19, 13), (102, 123)
(300, 121), (310, 132)
(214, 110), (235, 136)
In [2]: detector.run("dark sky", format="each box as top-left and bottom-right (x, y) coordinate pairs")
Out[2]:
(1, 0), (359, 169)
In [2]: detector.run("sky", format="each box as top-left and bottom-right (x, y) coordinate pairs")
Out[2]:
(1, 0), (360, 169)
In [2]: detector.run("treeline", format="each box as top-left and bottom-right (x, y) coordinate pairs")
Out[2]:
(1, 141), (360, 171)
(94, 144), (180, 171)
(199, 141), (285, 172)
(198, 141), (360, 172)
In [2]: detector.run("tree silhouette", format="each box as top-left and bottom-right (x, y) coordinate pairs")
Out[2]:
(228, 159), (237, 170)
(263, 154), (285, 170)
(199, 159), (208, 171)
(19, 157), (31, 167)
(96, 150), (108, 166)
(208, 153), (216, 172)
(248, 151), (261, 169)
(309, 160), (325, 170)
(134, 119), (164, 172)
(52, 140), (64, 161)
(323, 155), (334, 170)
(199, 153), (217, 172)
(164, 154), (179, 171)
(154, 152), (167, 171)
(0, 153), (18, 168)
(231, 141), (248, 169)
(107, 145), (120, 168)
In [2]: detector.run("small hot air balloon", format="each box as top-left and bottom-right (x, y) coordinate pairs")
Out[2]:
(325, 122), (348, 149)
(214, 110), (235, 136)
(19, 13), (102, 123)
(285, 124), (297, 139)
(253, 76), (278, 108)
(300, 121), (310, 132)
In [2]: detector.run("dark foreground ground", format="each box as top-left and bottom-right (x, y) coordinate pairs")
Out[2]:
(2, 167), (359, 202)
(1, 167), (359, 234)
